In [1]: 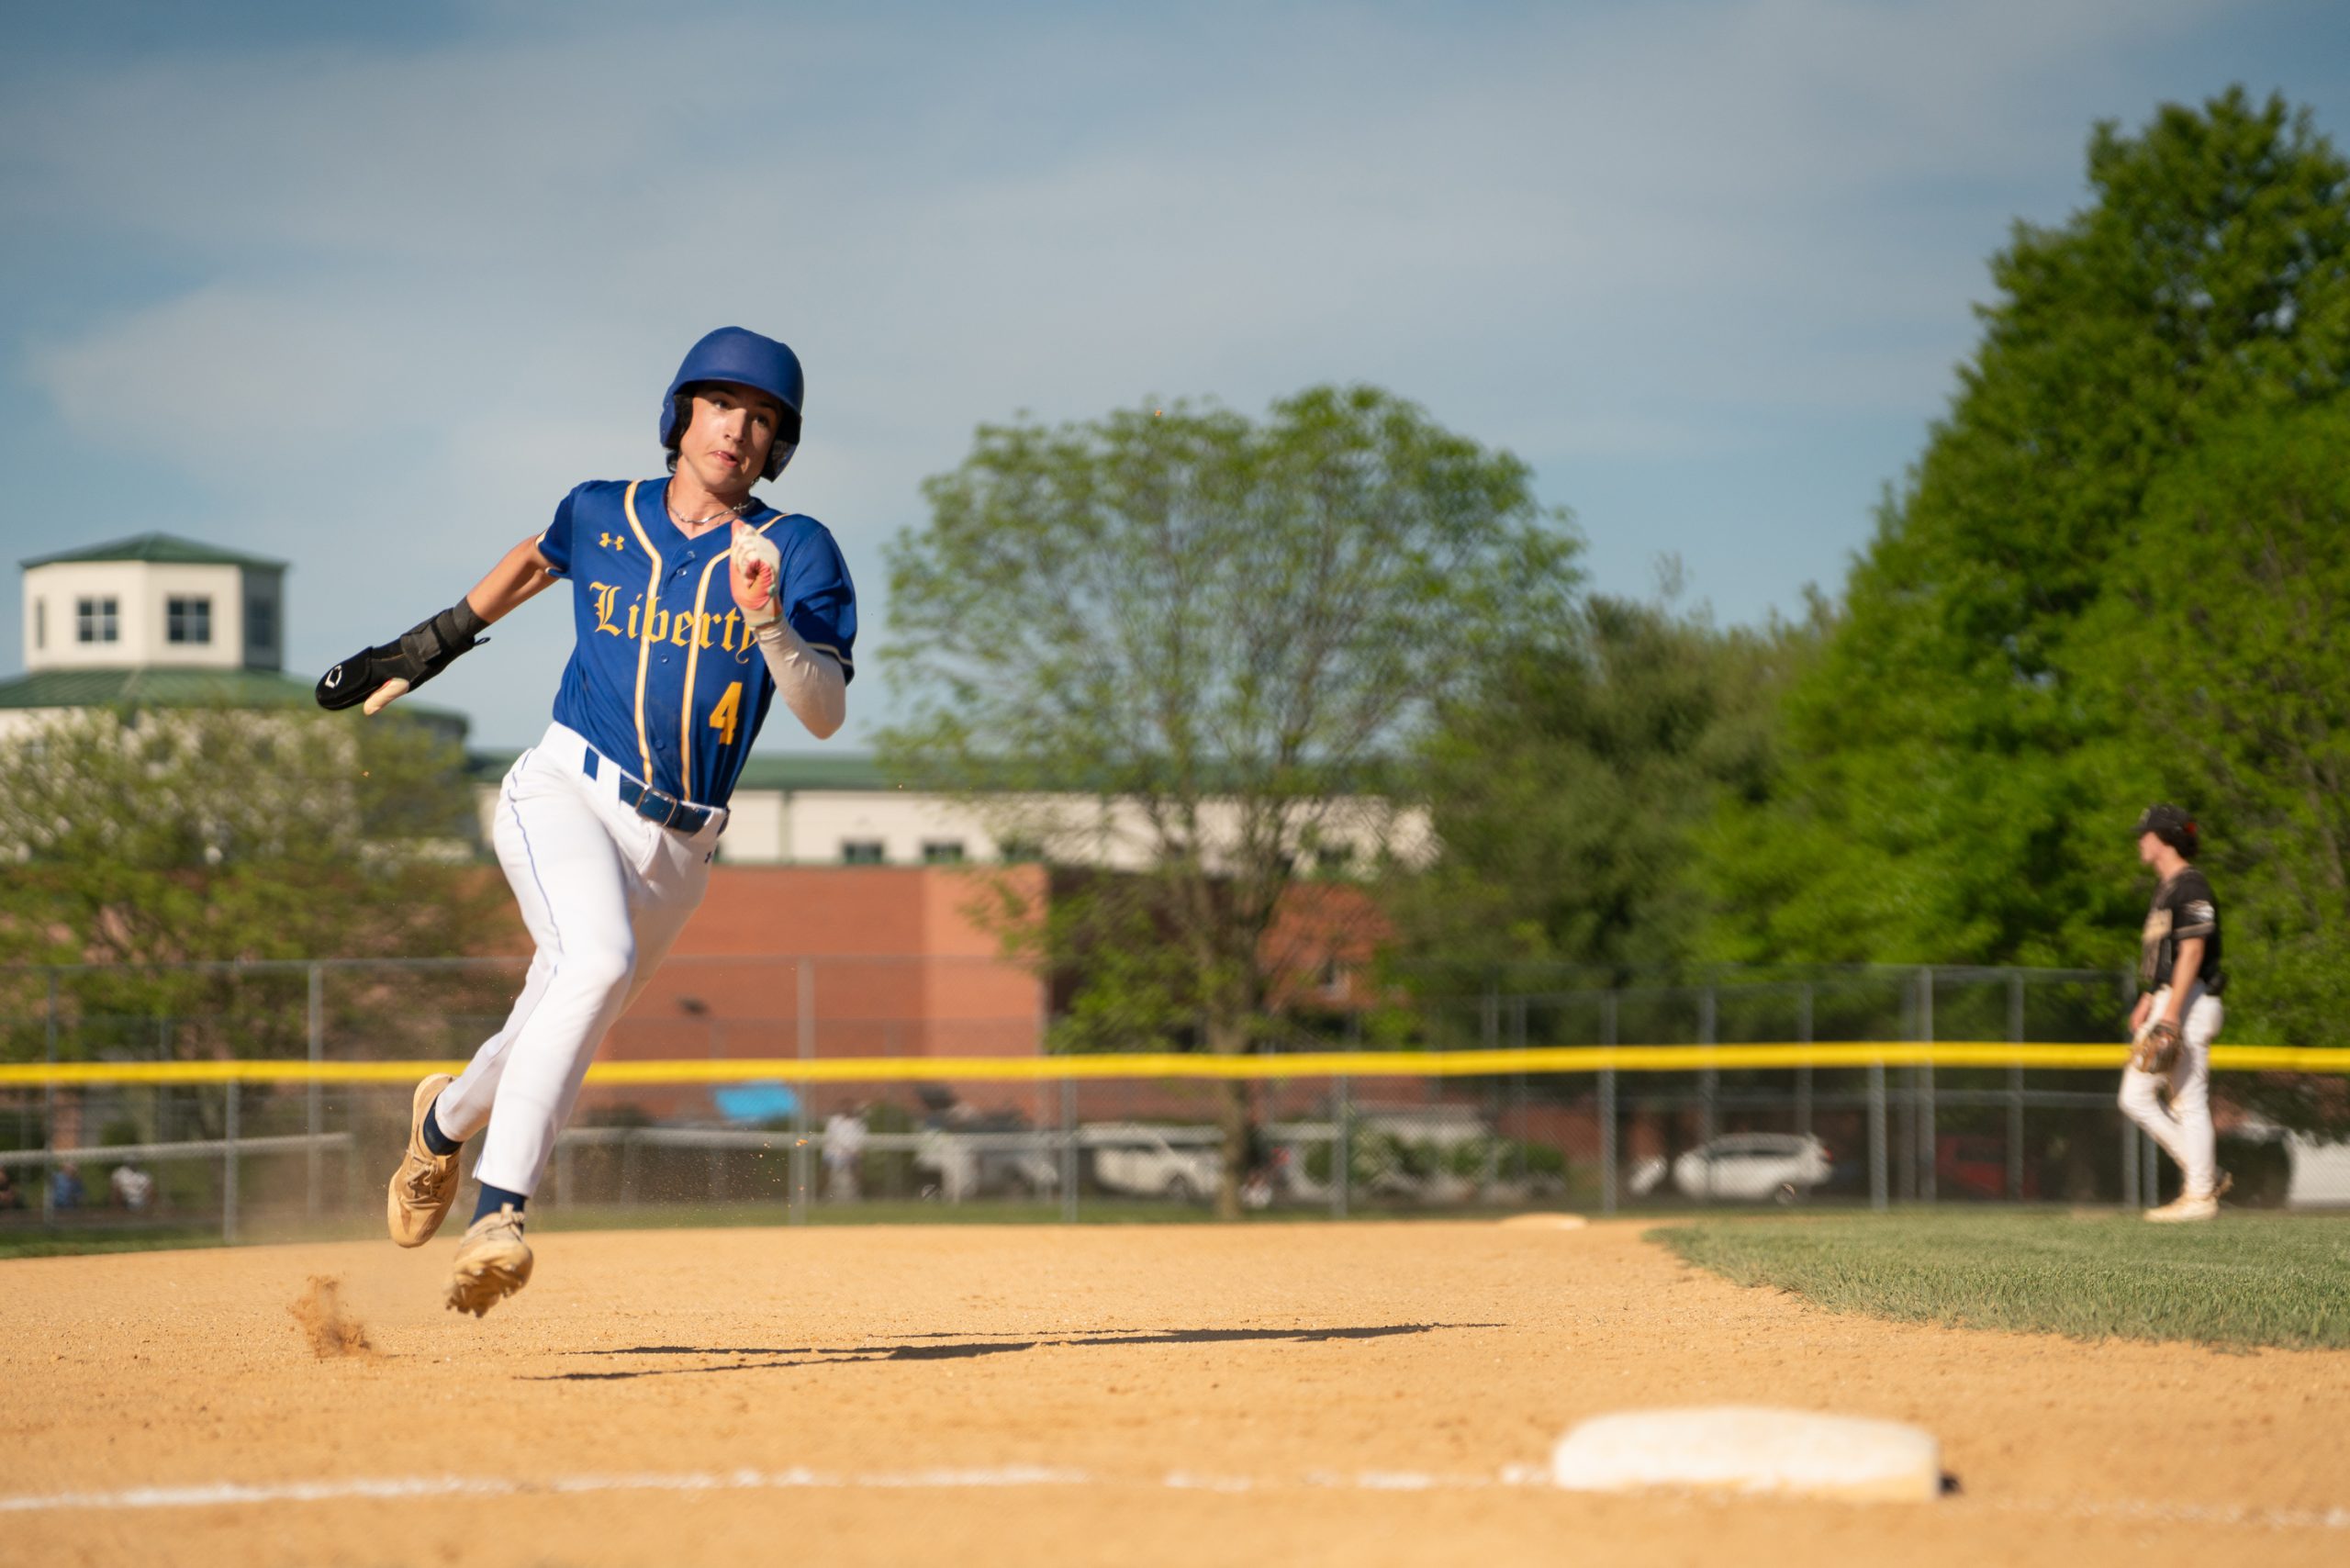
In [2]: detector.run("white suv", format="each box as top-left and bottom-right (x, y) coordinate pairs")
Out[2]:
(1627, 1133), (1834, 1204)
(1084, 1123), (1223, 1202)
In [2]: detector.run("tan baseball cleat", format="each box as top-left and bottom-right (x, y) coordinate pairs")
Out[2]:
(386, 1073), (460, 1248)
(445, 1205), (533, 1317)
(2144, 1192), (2219, 1223)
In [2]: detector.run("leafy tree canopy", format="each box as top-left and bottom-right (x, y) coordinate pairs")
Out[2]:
(882, 385), (1581, 1212)
(1392, 586), (1818, 994)
(2096, 397), (2350, 1118)
(1704, 88), (2350, 973)
(0, 704), (502, 1059)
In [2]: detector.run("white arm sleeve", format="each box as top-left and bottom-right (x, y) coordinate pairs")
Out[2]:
(754, 617), (847, 740)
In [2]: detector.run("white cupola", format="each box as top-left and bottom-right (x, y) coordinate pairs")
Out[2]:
(21, 533), (285, 674)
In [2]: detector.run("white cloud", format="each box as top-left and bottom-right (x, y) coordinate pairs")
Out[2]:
(0, 0), (2288, 745)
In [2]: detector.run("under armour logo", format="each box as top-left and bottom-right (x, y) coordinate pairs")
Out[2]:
(600, 532), (626, 552)
(323, 666), (343, 688)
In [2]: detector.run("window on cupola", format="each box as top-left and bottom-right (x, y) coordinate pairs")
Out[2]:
(167, 597), (212, 644)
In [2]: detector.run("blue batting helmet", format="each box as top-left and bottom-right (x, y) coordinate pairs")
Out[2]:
(660, 327), (806, 480)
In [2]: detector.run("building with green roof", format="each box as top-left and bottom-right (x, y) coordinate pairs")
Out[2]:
(18, 530), (288, 678)
(20, 532), (294, 572)
(2, 532), (1420, 872)
(1, 532), (464, 744)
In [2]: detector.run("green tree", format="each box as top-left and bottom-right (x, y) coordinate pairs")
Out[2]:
(1704, 89), (2350, 973)
(882, 386), (1581, 1215)
(2096, 398), (2350, 1126)
(0, 703), (503, 1068)
(1392, 587), (1818, 995)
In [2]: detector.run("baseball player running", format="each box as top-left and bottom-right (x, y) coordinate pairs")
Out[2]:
(316, 328), (855, 1314)
(2121, 803), (2227, 1223)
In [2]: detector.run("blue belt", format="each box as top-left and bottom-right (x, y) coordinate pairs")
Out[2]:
(582, 748), (716, 834)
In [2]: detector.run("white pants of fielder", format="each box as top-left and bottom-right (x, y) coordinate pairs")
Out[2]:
(433, 722), (720, 1195)
(2118, 982), (2222, 1201)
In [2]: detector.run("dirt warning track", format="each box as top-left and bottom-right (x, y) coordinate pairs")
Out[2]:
(5, 1221), (2346, 1566)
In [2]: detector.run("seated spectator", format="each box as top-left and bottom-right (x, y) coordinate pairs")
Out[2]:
(50, 1162), (84, 1210)
(110, 1162), (155, 1212)
(0, 1165), (20, 1209)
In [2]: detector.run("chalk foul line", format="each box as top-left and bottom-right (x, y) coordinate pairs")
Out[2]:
(3, 1469), (2344, 1531)
(0, 1468), (1091, 1513)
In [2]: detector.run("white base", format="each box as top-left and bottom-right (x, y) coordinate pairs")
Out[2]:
(1498, 1213), (1588, 1230)
(1551, 1406), (1942, 1502)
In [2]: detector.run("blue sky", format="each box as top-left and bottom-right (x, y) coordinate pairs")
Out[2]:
(4, 0), (2346, 753)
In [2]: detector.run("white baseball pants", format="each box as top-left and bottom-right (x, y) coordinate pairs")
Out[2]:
(2118, 982), (2221, 1201)
(433, 722), (721, 1195)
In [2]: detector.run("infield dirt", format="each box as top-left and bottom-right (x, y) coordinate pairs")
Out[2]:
(5, 1219), (2345, 1566)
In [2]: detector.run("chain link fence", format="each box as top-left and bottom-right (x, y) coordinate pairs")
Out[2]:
(2, 959), (2342, 1241)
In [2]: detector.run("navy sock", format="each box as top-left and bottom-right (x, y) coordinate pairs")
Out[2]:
(420, 1100), (461, 1157)
(472, 1182), (528, 1226)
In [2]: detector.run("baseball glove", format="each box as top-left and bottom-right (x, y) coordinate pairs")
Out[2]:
(2131, 1019), (2182, 1075)
(315, 600), (488, 714)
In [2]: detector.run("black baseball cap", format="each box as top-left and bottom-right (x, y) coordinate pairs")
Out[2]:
(2133, 803), (2198, 852)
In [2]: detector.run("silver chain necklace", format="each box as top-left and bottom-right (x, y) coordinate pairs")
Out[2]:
(667, 496), (755, 529)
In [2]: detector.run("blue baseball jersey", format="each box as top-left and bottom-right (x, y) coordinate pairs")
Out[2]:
(536, 477), (856, 806)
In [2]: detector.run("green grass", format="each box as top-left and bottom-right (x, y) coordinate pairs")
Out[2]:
(0, 1226), (225, 1260)
(1654, 1211), (2350, 1350)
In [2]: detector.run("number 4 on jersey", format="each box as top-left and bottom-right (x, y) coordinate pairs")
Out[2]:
(709, 681), (744, 747)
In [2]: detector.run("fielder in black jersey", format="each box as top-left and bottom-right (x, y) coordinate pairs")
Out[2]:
(2121, 803), (2225, 1221)
(2141, 866), (2223, 996)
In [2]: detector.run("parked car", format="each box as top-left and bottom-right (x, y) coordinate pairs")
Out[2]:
(1627, 1133), (1835, 1204)
(1083, 1123), (1223, 1202)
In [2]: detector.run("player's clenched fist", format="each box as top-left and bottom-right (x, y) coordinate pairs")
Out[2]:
(729, 520), (782, 632)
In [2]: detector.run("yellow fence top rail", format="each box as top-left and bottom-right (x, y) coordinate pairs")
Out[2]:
(3, 1042), (2347, 1087)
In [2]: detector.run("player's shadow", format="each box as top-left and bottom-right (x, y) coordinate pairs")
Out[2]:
(526, 1322), (1499, 1382)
